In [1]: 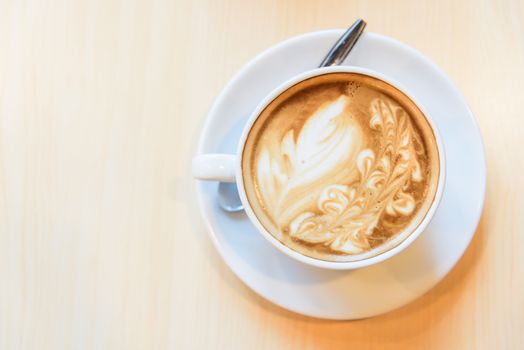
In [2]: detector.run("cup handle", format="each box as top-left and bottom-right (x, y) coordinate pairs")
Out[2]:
(192, 154), (236, 182)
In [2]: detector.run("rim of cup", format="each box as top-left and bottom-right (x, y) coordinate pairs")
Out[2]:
(235, 65), (446, 270)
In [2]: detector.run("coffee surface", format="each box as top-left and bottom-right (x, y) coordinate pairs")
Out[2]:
(242, 73), (440, 262)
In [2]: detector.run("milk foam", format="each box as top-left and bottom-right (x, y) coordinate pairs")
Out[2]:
(242, 73), (439, 261)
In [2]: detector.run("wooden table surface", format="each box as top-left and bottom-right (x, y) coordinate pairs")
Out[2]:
(1, 0), (523, 349)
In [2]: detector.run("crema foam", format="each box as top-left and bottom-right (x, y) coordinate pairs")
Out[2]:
(242, 73), (440, 262)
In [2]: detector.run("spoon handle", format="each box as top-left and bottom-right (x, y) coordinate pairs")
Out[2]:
(318, 19), (367, 68)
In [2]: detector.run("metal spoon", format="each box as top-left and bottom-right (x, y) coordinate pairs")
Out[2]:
(219, 19), (367, 212)
(318, 19), (367, 67)
(218, 182), (244, 212)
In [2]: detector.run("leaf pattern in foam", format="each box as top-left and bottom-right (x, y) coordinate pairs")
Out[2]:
(270, 95), (362, 223)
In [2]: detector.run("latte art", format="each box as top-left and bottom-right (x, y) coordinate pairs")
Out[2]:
(280, 97), (422, 254)
(242, 73), (440, 262)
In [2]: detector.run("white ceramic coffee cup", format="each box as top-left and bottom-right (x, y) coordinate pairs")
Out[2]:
(193, 66), (446, 270)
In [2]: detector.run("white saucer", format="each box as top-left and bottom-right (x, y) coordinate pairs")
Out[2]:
(195, 30), (486, 320)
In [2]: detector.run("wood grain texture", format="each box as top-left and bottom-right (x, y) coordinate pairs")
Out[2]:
(0, 0), (523, 348)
